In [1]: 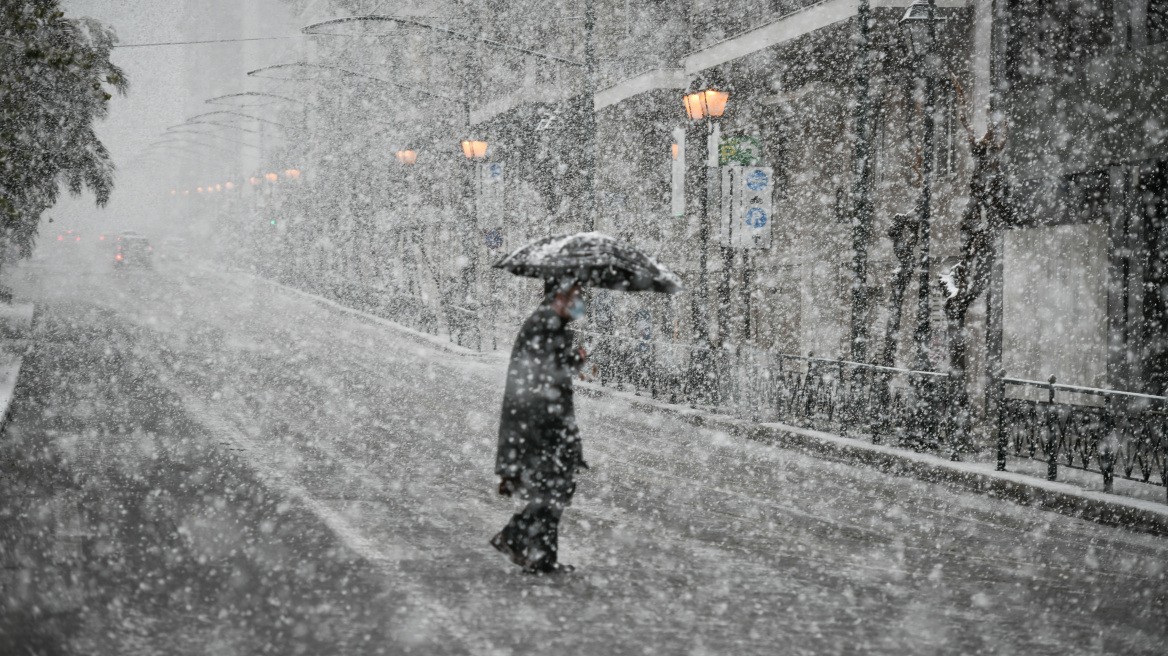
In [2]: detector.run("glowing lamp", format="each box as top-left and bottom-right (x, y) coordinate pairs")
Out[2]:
(396, 150), (418, 165)
(461, 140), (488, 159)
(225, 182), (234, 190)
(682, 70), (730, 120)
(683, 89), (729, 120)
(671, 144), (679, 160)
(265, 173), (278, 182)
(285, 169), (300, 179)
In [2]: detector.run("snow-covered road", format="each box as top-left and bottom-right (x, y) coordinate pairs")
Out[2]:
(2, 260), (1165, 655)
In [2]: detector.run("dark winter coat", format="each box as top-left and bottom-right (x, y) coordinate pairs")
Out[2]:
(496, 303), (587, 496)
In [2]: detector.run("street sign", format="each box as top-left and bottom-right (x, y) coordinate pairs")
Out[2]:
(720, 166), (773, 249)
(484, 229), (503, 250)
(635, 310), (651, 354)
(719, 135), (762, 167)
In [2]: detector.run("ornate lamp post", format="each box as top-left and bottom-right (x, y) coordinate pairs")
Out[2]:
(458, 138), (488, 350)
(900, 0), (947, 448)
(682, 70), (729, 403)
(899, 0), (946, 372)
(396, 149), (419, 297)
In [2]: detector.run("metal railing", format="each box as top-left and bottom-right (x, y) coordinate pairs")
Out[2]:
(578, 331), (953, 451)
(580, 331), (1168, 503)
(1001, 376), (1167, 500)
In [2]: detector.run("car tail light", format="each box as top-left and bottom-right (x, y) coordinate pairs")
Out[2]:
(115, 254), (122, 261)
(148, 247), (153, 251)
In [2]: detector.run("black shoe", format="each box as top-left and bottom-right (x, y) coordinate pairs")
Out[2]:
(523, 562), (574, 575)
(490, 531), (527, 567)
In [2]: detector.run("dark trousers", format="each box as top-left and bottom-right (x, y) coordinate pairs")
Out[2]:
(500, 500), (564, 569)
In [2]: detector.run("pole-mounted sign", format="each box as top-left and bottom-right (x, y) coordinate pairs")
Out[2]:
(720, 166), (773, 249)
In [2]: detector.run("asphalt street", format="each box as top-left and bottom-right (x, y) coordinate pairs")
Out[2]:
(1, 256), (1165, 655)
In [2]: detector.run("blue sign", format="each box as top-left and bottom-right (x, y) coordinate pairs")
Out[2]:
(484, 229), (503, 249)
(489, 163), (503, 179)
(746, 169), (768, 192)
(635, 310), (651, 354)
(745, 207), (768, 228)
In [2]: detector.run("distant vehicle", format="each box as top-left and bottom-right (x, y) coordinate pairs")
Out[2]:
(114, 232), (152, 269)
(158, 237), (188, 262)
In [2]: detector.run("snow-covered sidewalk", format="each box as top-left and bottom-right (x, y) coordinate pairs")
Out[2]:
(580, 382), (1168, 536)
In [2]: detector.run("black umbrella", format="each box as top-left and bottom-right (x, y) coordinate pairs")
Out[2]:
(494, 232), (684, 294)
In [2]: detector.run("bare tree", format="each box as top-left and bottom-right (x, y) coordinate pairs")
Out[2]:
(878, 213), (921, 368)
(940, 85), (1007, 457)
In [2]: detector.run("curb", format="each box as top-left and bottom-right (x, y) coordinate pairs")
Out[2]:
(243, 274), (494, 359)
(578, 385), (1168, 538)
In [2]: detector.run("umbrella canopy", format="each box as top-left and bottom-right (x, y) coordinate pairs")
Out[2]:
(494, 232), (684, 294)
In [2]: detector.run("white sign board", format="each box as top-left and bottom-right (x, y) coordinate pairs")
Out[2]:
(671, 127), (685, 217)
(719, 166), (773, 249)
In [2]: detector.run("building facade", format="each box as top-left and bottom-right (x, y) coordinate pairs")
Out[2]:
(224, 0), (1167, 443)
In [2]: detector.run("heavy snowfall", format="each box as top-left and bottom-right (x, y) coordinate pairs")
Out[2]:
(0, 1), (1165, 654)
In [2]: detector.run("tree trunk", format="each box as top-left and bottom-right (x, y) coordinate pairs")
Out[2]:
(879, 214), (919, 368)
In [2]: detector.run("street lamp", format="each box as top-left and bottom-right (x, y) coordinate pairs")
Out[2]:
(456, 138), (489, 350)
(899, 0), (946, 449)
(395, 149), (421, 297)
(899, 0), (947, 59)
(898, 0), (946, 373)
(682, 84), (729, 121)
(682, 69), (730, 404)
(460, 141), (487, 159)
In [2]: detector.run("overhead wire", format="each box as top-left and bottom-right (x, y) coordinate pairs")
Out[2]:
(113, 36), (296, 48)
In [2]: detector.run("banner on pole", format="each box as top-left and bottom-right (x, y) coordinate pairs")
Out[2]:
(720, 166), (773, 249)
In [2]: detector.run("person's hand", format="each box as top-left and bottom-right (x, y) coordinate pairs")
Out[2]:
(498, 477), (518, 497)
(577, 348), (587, 362)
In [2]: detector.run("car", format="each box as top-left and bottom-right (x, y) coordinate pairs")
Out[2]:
(114, 232), (152, 269)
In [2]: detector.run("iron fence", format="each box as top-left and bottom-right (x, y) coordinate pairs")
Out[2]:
(578, 331), (952, 450)
(1001, 377), (1167, 500)
(579, 331), (1168, 503)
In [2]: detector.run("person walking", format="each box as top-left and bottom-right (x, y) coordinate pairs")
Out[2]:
(491, 280), (587, 574)
(489, 232), (684, 574)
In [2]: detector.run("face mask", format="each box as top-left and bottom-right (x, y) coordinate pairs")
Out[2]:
(566, 296), (586, 320)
